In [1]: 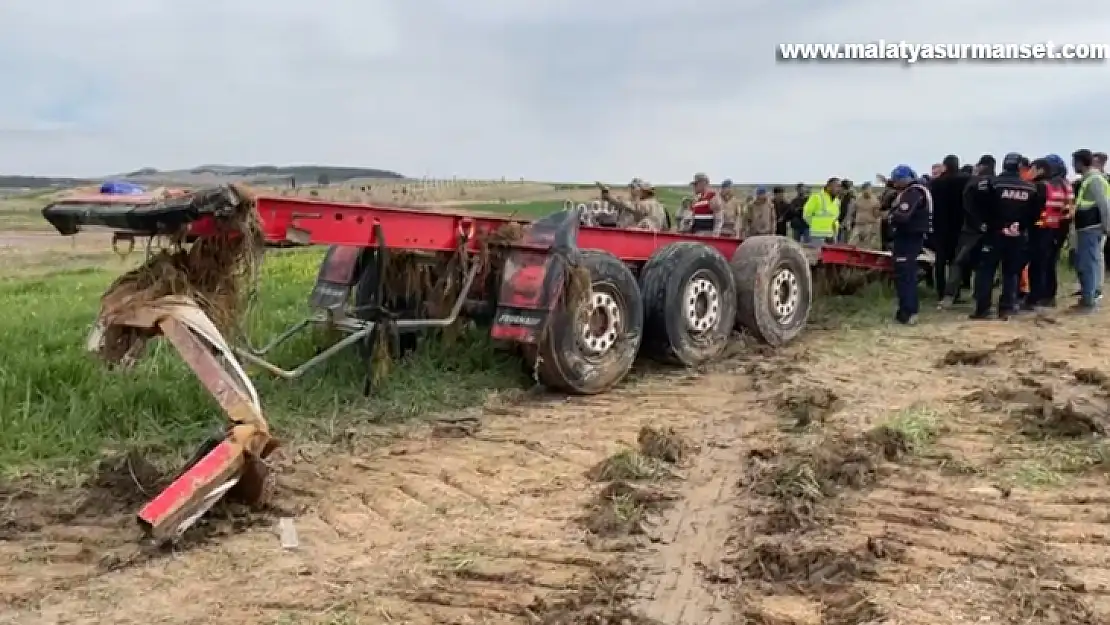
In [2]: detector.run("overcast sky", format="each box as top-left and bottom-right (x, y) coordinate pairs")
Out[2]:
(1, 0), (1107, 182)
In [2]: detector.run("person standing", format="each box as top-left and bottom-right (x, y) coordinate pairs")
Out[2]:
(718, 179), (744, 237)
(681, 173), (724, 235)
(1095, 152), (1110, 278)
(744, 187), (777, 237)
(787, 183), (810, 240)
(970, 153), (1042, 320)
(851, 182), (882, 247)
(802, 178), (842, 244)
(1070, 149), (1110, 312)
(929, 155), (969, 303)
(886, 165), (933, 325)
(772, 186), (790, 236)
(878, 178), (899, 251)
(836, 179), (856, 243)
(1024, 157), (1073, 309)
(940, 155), (996, 308)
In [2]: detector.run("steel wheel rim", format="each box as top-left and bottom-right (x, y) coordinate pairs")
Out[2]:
(771, 267), (800, 323)
(580, 289), (622, 357)
(683, 272), (721, 334)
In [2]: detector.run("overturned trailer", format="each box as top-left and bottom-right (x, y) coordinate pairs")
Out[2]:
(42, 186), (917, 541)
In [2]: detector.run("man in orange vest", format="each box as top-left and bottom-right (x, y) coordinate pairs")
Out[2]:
(1023, 157), (1072, 309)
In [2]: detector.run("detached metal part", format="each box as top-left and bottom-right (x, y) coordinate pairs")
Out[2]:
(91, 298), (278, 542)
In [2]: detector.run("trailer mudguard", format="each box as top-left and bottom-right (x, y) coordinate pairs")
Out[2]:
(491, 210), (580, 344)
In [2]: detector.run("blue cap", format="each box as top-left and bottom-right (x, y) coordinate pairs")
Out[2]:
(1046, 153), (1065, 169)
(755, 186), (767, 195)
(721, 178), (733, 188)
(1002, 152), (1023, 171)
(889, 165), (916, 181)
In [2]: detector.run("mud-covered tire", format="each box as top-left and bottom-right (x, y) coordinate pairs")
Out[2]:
(639, 242), (737, 365)
(536, 250), (643, 394)
(731, 235), (812, 346)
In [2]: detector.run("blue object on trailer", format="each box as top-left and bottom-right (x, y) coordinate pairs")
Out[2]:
(99, 180), (146, 195)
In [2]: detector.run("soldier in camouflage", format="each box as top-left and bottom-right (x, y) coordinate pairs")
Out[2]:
(744, 186), (777, 236)
(600, 179), (669, 231)
(718, 179), (744, 236)
(850, 182), (882, 248)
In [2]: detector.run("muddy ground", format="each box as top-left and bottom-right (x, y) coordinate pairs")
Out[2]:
(4, 305), (1110, 624)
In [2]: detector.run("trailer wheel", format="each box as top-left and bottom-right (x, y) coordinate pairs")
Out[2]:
(536, 250), (643, 395)
(731, 236), (812, 346)
(639, 242), (737, 365)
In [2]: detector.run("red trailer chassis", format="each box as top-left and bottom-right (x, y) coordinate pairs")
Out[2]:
(184, 192), (902, 390)
(41, 185), (912, 542)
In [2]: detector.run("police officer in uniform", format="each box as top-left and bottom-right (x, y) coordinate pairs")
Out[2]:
(886, 165), (933, 325)
(970, 153), (1043, 320)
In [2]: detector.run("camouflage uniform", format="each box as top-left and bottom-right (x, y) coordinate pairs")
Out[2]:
(744, 196), (777, 236)
(606, 180), (669, 231)
(850, 189), (882, 248)
(675, 196), (693, 231)
(719, 189), (744, 237)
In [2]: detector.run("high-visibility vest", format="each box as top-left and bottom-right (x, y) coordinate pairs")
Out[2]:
(1036, 181), (1073, 228)
(1075, 172), (1109, 229)
(805, 191), (839, 238)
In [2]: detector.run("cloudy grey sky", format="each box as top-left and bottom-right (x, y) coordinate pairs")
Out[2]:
(1, 0), (1107, 182)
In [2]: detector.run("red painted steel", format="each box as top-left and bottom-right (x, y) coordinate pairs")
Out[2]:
(136, 439), (240, 530)
(190, 195), (894, 271)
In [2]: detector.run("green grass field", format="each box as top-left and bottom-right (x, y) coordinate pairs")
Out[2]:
(0, 250), (527, 478)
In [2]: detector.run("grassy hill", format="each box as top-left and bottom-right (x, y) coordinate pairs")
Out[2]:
(0, 165), (404, 190)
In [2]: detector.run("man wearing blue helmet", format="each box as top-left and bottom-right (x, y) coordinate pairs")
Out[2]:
(970, 152), (1043, 320)
(886, 165), (932, 324)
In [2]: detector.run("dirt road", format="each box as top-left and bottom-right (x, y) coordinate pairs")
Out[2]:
(3, 308), (1110, 624)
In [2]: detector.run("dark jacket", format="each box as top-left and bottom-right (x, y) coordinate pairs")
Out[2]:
(773, 198), (791, 233)
(983, 171), (1042, 234)
(962, 169), (996, 234)
(889, 184), (932, 235)
(928, 171), (970, 241)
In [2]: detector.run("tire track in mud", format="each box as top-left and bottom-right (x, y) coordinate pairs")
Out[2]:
(719, 328), (1110, 625)
(0, 369), (758, 625)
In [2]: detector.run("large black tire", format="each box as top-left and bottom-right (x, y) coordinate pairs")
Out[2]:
(639, 242), (737, 365)
(535, 250), (643, 394)
(731, 236), (812, 346)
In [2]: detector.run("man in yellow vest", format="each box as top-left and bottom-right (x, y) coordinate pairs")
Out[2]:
(802, 177), (841, 244)
(1071, 149), (1110, 311)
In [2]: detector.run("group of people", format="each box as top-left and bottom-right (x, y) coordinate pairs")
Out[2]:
(882, 150), (1110, 325)
(592, 173), (885, 244)
(593, 173), (781, 237)
(588, 155), (1110, 326)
